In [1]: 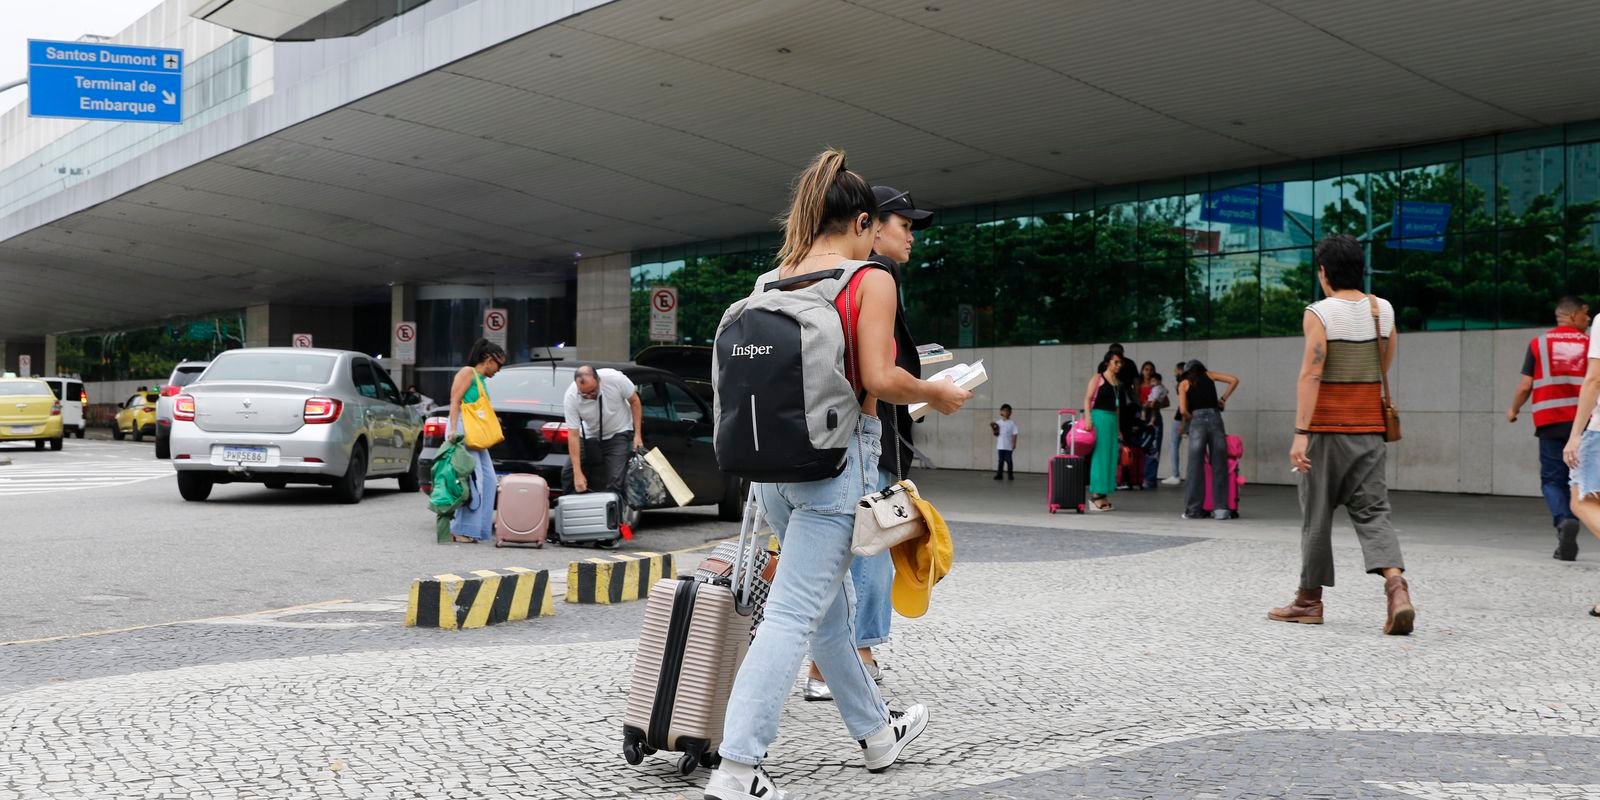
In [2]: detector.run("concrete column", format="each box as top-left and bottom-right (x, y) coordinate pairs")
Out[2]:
(0, 340), (7, 374)
(390, 283), (417, 387)
(575, 252), (633, 362)
(245, 304), (272, 347)
(43, 335), (57, 377)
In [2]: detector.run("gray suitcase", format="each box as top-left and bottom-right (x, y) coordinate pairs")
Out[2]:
(555, 491), (622, 545)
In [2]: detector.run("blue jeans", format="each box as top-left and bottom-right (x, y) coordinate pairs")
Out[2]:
(720, 417), (891, 765)
(1169, 416), (1185, 479)
(848, 466), (898, 649)
(450, 447), (496, 541)
(1143, 417), (1163, 487)
(1539, 436), (1575, 528)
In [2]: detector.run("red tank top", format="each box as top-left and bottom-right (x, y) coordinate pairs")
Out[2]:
(833, 267), (895, 392)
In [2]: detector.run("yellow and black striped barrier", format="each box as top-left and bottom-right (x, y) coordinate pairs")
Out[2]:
(407, 567), (554, 630)
(566, 551), (675, 604)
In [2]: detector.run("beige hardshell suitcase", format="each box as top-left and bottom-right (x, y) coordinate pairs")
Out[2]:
(621, 493), (765, 775)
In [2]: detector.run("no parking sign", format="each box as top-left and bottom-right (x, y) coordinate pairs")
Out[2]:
(483, 308), (508, 349)
(649, 287), (677, 342)
(393, 322), (417, 366)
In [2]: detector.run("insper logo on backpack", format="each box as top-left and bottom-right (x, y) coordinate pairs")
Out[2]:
(712, 260), (884, 482)
(730, 344), (775, 359)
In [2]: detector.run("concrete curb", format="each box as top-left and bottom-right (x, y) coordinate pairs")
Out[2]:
(407, 567), (553, 630)
(566, 552), (675, 605)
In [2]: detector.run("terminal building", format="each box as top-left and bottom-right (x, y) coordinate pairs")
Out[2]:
(5, 0), (1600, 496)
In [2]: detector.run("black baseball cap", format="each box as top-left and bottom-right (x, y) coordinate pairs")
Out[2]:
(872, 185), (934, 230)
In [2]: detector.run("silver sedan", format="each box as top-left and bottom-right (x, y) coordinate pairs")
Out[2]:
(168, 348), (423, 503)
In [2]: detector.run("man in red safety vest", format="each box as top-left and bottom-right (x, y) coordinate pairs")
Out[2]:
(1508, 295), (1591, 561)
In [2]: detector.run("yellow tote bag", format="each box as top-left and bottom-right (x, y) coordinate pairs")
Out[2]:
(461, 372), (503, 450)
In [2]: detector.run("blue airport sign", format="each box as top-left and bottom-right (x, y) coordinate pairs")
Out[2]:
(1200, 182), (1285, 231)
(1391, 201), (1451, 252)
(27, 39), (183, 124)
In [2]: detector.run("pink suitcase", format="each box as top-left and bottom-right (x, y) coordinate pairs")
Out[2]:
(494, 474), (550, 548)
(1202, 435), (1245, 515)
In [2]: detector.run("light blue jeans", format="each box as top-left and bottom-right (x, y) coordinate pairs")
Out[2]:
(450, 447), (496, 541)
(849, 467), (897, 648)
(720, 417), (891, 765)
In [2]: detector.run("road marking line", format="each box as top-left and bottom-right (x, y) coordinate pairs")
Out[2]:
(0, 598), (353, 646)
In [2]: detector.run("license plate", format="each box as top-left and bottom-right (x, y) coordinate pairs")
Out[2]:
(9, 426), (33, 435)
(222, 446), (267, 464)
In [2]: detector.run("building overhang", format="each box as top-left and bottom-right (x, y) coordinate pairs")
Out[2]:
(6, 0), (1600, 339)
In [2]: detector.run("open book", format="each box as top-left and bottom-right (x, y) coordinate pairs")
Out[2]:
(908, 359), (987, 420)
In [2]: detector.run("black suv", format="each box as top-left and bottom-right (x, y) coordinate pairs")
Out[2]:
(418, 361), (743, 521)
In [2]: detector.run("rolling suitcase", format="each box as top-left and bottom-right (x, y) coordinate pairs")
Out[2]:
(554, 491), (622, 546)
(1117, 443), (1146, 490)
(493, 474), (550, 548)
(622, 492), (766, 776)
(1202, 434), (1246, 515)
(1049, 409), (1089, 514)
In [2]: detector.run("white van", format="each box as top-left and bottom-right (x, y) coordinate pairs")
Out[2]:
(39, 377), (88, 439)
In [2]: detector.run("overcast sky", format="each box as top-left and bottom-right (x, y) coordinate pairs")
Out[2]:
(1, 0), (163, 113)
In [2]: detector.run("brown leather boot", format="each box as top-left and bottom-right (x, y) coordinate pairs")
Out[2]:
(1267, 587), (1324, 624)
(1383, 575), (1415, 636)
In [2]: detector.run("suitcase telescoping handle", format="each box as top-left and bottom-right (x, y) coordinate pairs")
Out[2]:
(1058, 408), (1079, 457)
(730, 488), (766, 617)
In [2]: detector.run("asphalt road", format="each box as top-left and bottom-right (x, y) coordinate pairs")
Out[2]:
(0, 437), (739, 642)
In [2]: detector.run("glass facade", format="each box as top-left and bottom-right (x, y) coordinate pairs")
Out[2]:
(631, 121), (1600, 354)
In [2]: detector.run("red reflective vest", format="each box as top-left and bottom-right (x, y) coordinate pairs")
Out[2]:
(1530, 326), (1589, 429)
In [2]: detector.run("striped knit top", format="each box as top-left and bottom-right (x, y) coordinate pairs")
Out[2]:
(1307, 295), (1395, 435)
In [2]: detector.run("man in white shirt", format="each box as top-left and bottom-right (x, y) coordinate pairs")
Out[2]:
(561, 365), (644, 498)
(993, 403), (1020, 480)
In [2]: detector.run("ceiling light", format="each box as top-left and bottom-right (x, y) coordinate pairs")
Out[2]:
(658, 15), (673, 21)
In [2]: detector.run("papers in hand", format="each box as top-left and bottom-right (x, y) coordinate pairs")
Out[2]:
(908, 360), (987, 420)
(917, 343), (953, 366)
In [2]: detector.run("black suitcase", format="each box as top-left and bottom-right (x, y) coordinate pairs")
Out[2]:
(1049, 409), (1088, 514)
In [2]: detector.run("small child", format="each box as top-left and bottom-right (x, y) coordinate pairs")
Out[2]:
(993, 404), (1020, 480)
(1143, 374), (1168, 425)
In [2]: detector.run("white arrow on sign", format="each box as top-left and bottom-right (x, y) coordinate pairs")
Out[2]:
(161, 90), (176, 105)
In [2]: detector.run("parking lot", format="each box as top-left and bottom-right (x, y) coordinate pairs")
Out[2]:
(0, 436), (736, 643)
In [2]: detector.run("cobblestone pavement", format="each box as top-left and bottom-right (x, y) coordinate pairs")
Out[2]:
(4, 523), (1598, 799)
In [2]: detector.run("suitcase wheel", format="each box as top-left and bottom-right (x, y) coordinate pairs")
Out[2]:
(677, 753), (699, 776)
(623, 730), (645, 766)
(596, 537), (621, 550)
(699, 751), (721, 770)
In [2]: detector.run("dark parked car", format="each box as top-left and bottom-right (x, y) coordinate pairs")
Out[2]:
(418, 361), (743, 521)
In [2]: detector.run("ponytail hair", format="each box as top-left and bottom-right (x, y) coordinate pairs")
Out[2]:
(466, 338), (506, 367)
(775, 148), (878, 268)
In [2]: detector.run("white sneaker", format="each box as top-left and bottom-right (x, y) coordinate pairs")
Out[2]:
(1161, 476), (1182, 486)
(860, 704), (929, 773)
(705, 762), (787, 800)
(802, 676), (833, 702)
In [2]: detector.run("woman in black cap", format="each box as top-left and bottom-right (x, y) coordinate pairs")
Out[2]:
(801, 184), (932, 702)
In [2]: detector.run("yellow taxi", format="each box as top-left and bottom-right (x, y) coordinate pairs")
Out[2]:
(114, 390), (160, 442)
(0, 375), (65, 451)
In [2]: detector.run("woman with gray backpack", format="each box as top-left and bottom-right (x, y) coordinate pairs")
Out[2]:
(701, 149), (971, 800)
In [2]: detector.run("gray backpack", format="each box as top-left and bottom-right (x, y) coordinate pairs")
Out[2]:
(712, 260), (880, 482)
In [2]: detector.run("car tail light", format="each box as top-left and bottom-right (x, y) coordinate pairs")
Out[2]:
(304, 397), (342, 424)
(79, 390), (88, 404)
(423, 419), (447, 440)
(160, 385), (182, 397)
(50, 401), (61, 416)
(175, 454), (191, 460)
(304, 457), (323, 464)
(540, 422), (570, 446)
(174, 395), (196, 422)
